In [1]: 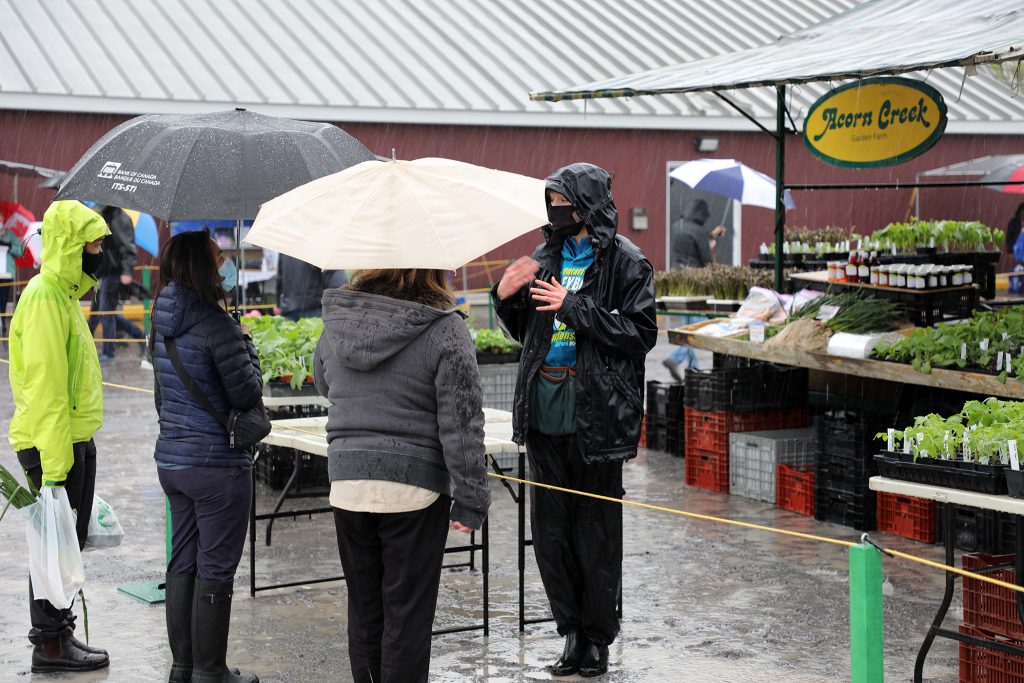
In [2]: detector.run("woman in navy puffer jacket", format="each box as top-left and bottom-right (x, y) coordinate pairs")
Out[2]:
(151, 230), (263, 683)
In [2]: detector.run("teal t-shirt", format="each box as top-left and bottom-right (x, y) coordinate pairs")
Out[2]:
(543, 237), (594, 367)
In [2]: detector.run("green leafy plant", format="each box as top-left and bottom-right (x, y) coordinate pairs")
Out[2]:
(873, 306), (1024, 381)
(870, 219), (1003, 254)
(788, 291), (904, 334)
(471, 326), (520, 354)
(877, 397), (1024, 465)
(0, 461), (37, 522)
(247, 316), (324, 389)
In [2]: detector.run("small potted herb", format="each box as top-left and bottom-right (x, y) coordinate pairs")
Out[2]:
(472, 327), (521, 364)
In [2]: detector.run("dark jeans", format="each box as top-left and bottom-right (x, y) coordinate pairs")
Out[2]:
(283, 307), (321, 322)
(89, 274), (144, 357)
(17, 440), (97, 646)
(525, 429), (623, 646)
(333, 495), (451, 683)
(158, 465), (252, 582)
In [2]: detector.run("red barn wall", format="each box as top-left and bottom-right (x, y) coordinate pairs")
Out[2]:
(2, 110), (1021, 288)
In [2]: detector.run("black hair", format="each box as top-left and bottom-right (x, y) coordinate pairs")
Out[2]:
(153, 229), (227, 323)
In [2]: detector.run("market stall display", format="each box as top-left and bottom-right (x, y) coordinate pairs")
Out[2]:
(873, 307), (1024, 381)
(247, 315), (322, 389)
(655, 264), (774, 301)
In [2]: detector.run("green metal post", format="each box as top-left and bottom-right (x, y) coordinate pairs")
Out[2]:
(849, 543), (884, 683)
(774, 85), (787, 292)
(142, 268), (152, 335)
(165, 497), (172, 564)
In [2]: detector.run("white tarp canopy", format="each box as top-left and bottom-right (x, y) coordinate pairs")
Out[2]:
(530, 0), (1024, 101)
(921, 155), (1024, 177)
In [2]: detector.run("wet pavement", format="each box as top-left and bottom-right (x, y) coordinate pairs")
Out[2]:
(0, 333), (964, 682)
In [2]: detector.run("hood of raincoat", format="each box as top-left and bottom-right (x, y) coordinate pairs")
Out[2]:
(40, 200), (111, 298)
(680, 198), (710, 226)
(320, 287), (464, 372)
(542, 163), (618, 249)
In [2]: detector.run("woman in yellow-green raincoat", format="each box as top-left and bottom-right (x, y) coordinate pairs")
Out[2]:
(7, 200), (112, 674)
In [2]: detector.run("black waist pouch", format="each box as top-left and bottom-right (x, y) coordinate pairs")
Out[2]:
(529, 366), (577, 436)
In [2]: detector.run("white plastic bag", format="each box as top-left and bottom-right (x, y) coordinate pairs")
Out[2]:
(23, 487), (86, 609)
(85, 495), (124, 550)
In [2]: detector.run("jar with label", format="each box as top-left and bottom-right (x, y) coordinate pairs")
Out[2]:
(938, 266), (948, 288)
(952, 266), (965, 286)
(869, 263), (879, 285)
(926, 266), (938, 289)
(913, 266), (927, 290)
(878, 265), (889, 287)
(858, 252), (870, 282)
(964, 265), (974, 285)
(895, 265), (908, 289)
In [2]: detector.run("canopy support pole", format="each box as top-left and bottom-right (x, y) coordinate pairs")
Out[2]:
(774, 85), (786, 292)
(714, 92), (780, 141)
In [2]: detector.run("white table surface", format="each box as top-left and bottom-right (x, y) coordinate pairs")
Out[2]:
(263, 408), (518, 458)
(870, 476), (1024, 516)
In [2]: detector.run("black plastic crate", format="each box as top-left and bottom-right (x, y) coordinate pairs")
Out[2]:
(646, 380), (684, 422)
(874, 452), (1009, 495)
(684, 365), (807, 413)
(255, 447), (329, 491)
(815, 485), (877, 531)
(816, 461), (874, 497)
(818, 416), (887, 459)
(264, 378), (320, 397)
(935, 503), (1016, 554)
(664, 418), (685, 458)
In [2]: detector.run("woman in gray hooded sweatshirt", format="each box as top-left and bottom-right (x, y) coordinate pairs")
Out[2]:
(313, 268), (491, 683)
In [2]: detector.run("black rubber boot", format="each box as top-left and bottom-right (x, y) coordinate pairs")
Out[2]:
(578, 640), (609, 678)
(191, 579), (258, 683)
(31, 634), (109, 674)
(63, 610), (109, 656)
(166, 572), (195, 683)
(550, 630), (583, 676)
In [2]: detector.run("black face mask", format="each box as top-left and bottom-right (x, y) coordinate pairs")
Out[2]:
(547, 204), (584, 240)
(82, 250), (103, 278)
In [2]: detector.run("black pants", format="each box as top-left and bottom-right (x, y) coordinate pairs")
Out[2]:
(333, 495), (451, 683)
(526, 429), (623, 646)
(89, 274), (144, 357)
(17, 440), (97, 646)
(158, 465), (252, 582)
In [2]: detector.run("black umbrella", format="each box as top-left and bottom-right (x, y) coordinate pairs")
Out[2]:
(55, 108), (375, 221)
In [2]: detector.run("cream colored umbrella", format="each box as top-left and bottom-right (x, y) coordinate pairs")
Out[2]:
(246, 157), (549, 269)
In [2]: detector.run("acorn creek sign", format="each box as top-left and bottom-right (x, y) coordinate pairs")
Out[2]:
(803, 77), (948, 168)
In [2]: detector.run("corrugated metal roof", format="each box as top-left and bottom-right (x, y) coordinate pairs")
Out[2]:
(0, 0), (1021, 133)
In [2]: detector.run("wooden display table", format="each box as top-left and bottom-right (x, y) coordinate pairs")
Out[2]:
(667, 329), (1024, 399)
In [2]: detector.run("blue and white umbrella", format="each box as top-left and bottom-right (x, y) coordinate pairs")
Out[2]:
(669, 158), (796, 211)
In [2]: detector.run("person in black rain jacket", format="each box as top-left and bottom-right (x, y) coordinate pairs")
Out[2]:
(491, 162), (657, 677)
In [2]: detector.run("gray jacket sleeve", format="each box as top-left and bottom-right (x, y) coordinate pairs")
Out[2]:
(429, 315), (491, 529)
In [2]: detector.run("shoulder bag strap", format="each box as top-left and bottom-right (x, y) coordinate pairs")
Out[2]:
(164, 335), (229, 429)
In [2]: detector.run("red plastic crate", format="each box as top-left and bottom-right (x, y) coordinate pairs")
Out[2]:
(963, 553), (1024, 641)
(777, 464), (815, 517)
(877, 491), (936, 543)
(685, 447), (728, 493)
(639, 414), (647, 448)
(683, 407), (809, 454)
(960, 624), (1024, 683)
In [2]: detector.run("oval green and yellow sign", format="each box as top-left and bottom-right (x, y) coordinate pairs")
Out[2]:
(803, 77), (947, 168)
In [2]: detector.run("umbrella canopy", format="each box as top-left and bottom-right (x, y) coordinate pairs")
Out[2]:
(55, 109), (375, 221)
(974, 159), (1024, 195)
(670, 158), (795, 211)
(122, 209), (159, 256)
(171, 219), (254, 236)
(247, 158), (548, 270)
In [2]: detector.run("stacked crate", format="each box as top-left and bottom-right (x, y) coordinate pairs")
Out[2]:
(777, 464), (815, 516)
(646, 381), (685, 456)
(729, 429), (817, 504)
(959, 553), (1024, 681)
(876, 492), (936, 543)
(936, 503), (1016, 554)
(683, 361), (809, 493)
(815, 414), (883, 531)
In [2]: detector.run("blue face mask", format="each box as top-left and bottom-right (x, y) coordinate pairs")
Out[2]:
(219, 258), (237, 291)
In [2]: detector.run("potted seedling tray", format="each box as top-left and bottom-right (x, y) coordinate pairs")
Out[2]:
(874, 451), (1008, 495)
